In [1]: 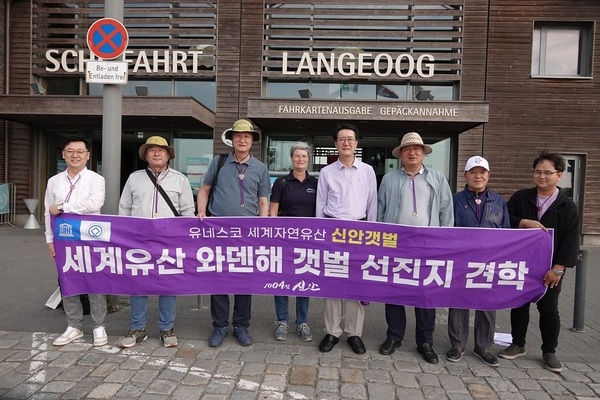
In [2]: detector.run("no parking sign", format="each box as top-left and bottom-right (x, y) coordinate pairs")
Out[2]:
(86, 18), (129, 84)
(87, 18), (129, 60)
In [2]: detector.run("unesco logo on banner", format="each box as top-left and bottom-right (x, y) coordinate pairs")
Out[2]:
(56, 219), (112, 242)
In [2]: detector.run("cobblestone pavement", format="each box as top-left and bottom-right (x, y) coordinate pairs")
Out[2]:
(1, 227), (599, 399)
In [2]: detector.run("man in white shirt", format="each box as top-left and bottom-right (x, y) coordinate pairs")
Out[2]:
(44, 134), (107, 347)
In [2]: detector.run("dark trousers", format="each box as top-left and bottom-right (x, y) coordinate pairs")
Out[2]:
(510, 278), (562, 354)
(210, 294), (252, 329)
(385, 303), (436, 347)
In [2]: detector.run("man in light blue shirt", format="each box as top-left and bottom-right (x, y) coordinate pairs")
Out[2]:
(316, 122), (377, 355)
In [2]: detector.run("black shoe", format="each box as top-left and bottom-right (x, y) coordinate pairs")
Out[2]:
(418, 343), (439, 364)
(319, 334), (339, 352)
(446, 348), (464, 362)
(347, 336), (366, 354)
(379, 339), (402, 355)
(474, 348), (500, 367)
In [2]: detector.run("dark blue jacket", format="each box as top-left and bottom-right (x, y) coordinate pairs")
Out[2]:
(453, 186), (511, 228)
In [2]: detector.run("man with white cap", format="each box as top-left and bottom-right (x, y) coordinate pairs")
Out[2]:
(118, 136), (195, 348)
(377, 132), (453, 363)
(446, 156), (510, 367)
(197, 119), (271, 348)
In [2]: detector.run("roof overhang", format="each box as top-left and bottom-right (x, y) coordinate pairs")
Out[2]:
(247, 98), (489, 140)
(0, 95), (215, 131)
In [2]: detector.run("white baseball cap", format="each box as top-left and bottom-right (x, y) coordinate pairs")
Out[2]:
(464, 156), (490, 172)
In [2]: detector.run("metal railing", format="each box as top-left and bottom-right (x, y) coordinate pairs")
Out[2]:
(0, 183), (16, 226)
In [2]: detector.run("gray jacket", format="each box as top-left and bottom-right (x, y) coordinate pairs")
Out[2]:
(377, 166), (454, 227)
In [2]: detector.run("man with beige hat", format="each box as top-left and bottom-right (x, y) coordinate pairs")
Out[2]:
(197, 119), (271, 348)
(377, 132), (453, 363)
(118, 136), (195, 348)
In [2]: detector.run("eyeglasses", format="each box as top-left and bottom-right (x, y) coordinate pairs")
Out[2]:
(337, 137), (356, 143)
(533, 170), (558, 177)
(64, 149), (89, 156)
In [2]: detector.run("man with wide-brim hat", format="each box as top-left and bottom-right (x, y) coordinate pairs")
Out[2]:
(197, 118), (271, 349)
(138, 136), (175, 160)
(118, 135), (195, 350)
(391, 131), (433, 159)
(377, 131), (453, 364)
(223, 119), (261, 143)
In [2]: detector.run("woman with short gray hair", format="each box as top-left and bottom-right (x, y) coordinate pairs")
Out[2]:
(269, 142), (318, 342)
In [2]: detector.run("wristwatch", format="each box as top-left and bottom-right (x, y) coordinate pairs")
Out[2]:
(551, 268), (565, 277)
(57, 203), (64, 212)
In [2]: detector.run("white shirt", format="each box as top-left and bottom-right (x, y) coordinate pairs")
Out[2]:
(44, 167), (106, 243)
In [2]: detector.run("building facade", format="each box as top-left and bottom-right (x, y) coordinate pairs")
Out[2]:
(0, 0), (598, 244)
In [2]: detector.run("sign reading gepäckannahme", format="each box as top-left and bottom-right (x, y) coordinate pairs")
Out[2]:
(51, 214), (553, 310)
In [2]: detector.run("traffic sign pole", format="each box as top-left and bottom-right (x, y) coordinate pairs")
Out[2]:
(101, 2), (124, 216)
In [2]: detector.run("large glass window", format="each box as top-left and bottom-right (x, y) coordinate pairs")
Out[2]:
(267, 81), (454, 101)
(88, 79), (216, 110)
(531, 22), (593, 78)
(173, 138), (214, 195)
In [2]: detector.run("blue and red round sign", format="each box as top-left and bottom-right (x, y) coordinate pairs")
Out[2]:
(86, 18), (129, 60)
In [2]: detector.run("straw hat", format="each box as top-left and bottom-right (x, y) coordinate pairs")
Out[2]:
(391, 132), (433, 159)
(223, 119), (261, 142)
(138, 136), (175, 160)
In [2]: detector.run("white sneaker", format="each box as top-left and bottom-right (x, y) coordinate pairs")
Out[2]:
(93, 327), (108, 347)
(53, 327), (83, 346)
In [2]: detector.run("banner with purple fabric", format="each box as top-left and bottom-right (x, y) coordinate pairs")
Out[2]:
(52, 214), (553, 310)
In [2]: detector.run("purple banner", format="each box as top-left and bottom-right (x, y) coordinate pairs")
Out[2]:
(52, 214), (553, 310)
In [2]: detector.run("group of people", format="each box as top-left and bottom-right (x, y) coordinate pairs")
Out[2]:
(44, 119), (579, 374)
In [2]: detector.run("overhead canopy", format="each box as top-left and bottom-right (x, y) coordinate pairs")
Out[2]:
(0, 95), (215, 131)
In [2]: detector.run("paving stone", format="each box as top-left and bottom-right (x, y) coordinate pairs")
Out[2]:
(467, 382), (497, 398)
(316, 379), (338, 393)
(439, 374), (468, 393)
(39, 380), (76, 393)
(171, 384), (204, 400)
(286, 384), (314, 399)
(215, 361), (244, 377)
(0, 383), (43, 399)
(366, 382), (395, 398)
(0, 372), (28, 389)
(317, 366), (338, 380)
(131, 369), (160, 384)
(340, 367), (364, 383)
(485, 377), (519, 393)
(115, 382), (147, 398)
(422, 385), (449, 399)
(205, 378), (236, 395)
(104, 368), (137, 383)
(520, 390), (552, 400)
(61, 386), (92, 399)
(288, 365), (317, 386)
(86, 382), (123, 399)
(146, 379), (178, 395)
(562, 381), (597, 396)
(363, 368), (391, 383)
(240, 361), (266, 376)
(390, 371), (420, 388)
(261, 374), (287, 392)
(340, 382), (366, 399)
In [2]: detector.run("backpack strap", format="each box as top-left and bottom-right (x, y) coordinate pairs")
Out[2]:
(207, 153), (228, 215)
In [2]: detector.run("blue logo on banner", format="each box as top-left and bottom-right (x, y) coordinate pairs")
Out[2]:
(56, 219), (82, 240)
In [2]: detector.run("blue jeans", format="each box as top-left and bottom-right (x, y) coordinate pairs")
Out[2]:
(274, 296), (309, 325)
(129, 295), (176, 331)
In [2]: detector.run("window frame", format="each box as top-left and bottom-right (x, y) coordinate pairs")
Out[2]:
(531, 21), (594, 79)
